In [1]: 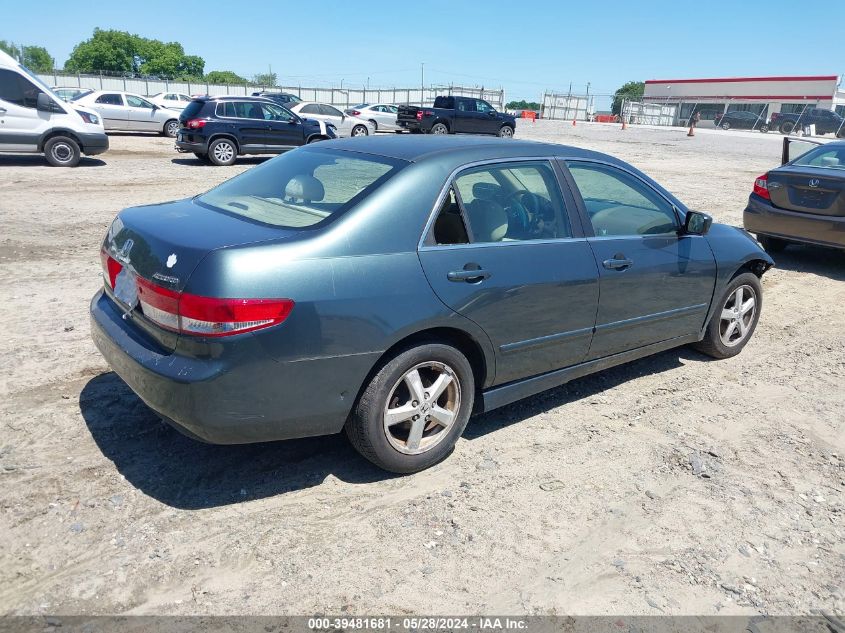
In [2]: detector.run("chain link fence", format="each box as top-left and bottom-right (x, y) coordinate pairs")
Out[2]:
(34, 70), (504, 110)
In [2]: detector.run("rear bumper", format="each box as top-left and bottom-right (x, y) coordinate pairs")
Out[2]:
(398, 120), (426, 131)
(175, 134), (208, 153)
(89, 290), (379, 444)
(744, 194), (845, 249)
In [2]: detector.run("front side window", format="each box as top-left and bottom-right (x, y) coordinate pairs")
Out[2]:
(475, 100), (494, 113)
(197, 148), (407, 228)
(567, 162), (678, 237)
(431, 161), (571, 245)
(126, 95), (154, 108)
(0, 70), (45, 108)
(262, 102), (294, 122)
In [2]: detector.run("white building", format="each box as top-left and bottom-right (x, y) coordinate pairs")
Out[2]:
(643, 75), (844, 123)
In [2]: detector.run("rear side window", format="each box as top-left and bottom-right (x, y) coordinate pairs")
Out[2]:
(792, 146), (845, 170)
(299, 104), (320, 114)
(0, 69), (43, 108)
(433, 96), (454, 109)
(320, 104), (343, 117)
(197, 148), (407, 228)
(567, 162), (678, 237)
(96, 93), (123, 106)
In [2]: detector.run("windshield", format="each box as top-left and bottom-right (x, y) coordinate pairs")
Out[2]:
(197, 148), (407, 228)
(792, 145), (845, 170)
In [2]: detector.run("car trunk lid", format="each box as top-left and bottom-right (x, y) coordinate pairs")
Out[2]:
(102, 198), (299, 351)
(767, 167), (845, 217)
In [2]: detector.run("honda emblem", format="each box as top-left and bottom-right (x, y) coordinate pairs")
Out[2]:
(809, 179), (820, 188)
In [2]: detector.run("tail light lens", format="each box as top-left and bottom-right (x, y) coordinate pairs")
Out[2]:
(100, 249), (293, 336)
(349, 110), (361, 116)
(186, 119), (206, 129)
(100, 248), (123, 289)
(416, 110), (423, 121)
(753, 173), (770, 200)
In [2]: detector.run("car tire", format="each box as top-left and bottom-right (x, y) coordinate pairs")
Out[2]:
(498, 125), (514, 138)
(368, 119), (378, 131)
(207, 138), (237, 166)
(837, 130), (845, 139)
(345, 343), (475, 474)
(163, 119), (179, 138)
(351, 124), (369, 137)
(758, 235), (787, 253)
(759, 125), (769, 133)
(44, 136), (81, 167)
(781, 121), (795, 134)
(692, 272), (762, 360)
(430, 122), (449, 135)
(721, 122), (731, 130)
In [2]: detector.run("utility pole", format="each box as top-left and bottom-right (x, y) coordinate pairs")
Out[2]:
(586, 82), (591, 120)
(421, 62), (425, 107)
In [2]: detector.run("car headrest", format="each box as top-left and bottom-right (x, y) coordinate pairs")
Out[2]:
(819, 156), (840, 167)
(285, 175), (325, 202)
(466, 199), (508, 242)
(472, 182), (502, 201)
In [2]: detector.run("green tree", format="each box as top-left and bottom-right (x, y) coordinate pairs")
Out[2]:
(506, 99), (541, 111)
(253, 72), (277, 87)
(0, 40), (20, 59)
(611, 81), (644, 115)
(64, 29), (204, 79)
(206, 70), (247, 84)
(22, 46), (53, 72)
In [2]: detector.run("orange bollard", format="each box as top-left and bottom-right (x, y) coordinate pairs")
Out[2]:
(687, 124), (695, 137)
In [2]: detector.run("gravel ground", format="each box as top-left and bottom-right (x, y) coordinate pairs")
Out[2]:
(0, 122), (842, 616)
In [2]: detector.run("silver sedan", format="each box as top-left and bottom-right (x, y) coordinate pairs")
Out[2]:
(289, 102), (375, 137)
(72, 90), (182, 137)
(344, 103), (400, 132)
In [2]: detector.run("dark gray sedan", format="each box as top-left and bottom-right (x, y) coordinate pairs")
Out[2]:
(91, 136), (773, 473)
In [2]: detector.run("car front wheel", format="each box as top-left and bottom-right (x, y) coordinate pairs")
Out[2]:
(351, 124), (369, 137)
(693, 272), (762, 359)
(346, 343), (475, 473)
(498, 125), (514, 138)
(44, 136), (81, 167)
(721, 122), (731, 130)
(163, 120), (179, 138)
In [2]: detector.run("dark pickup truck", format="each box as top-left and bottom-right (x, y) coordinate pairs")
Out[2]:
(397, 96), (516, 137)
(770, 108), (845, 137)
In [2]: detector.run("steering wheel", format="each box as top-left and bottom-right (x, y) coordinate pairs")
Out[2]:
(503, 191), (532, 237)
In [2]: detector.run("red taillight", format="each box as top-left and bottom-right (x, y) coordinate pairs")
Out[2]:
(135, 276), (294, 337)
(416, 110), (423, 121)
(186, 119), (206, 129)
(100, 248), (123, 289)
(349, 110), (361, 116)
(753, 173), (770, 200)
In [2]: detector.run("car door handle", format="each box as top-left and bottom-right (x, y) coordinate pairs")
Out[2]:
(447, 267), (490, 282)
(602, 257), (633, 271)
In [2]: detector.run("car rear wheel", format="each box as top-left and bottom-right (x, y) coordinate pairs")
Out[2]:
(692, 272), (762, 359)
(758, 235), (787, 253)
(44, 136), (81, 167)
(759, 125), (769, 133)
(430, 122), (449, 135)
(721, 122), (731, 130)
(781, 121), (795, 134)
(368, 119), (378, 131)
(163, 120), (179, 138)
(345, 343), (474, 473)
(498, 125), (514, 138)
(351, 124), (369, 137)
(208, 138), (237, 166)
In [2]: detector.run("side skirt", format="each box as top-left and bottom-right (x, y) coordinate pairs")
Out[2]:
(478, 333), (700, 413)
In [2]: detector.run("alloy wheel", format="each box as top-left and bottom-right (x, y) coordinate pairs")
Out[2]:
(383, 362), (461, 455)
(213, 142), (234, 162)
(719, 285), (756, 347)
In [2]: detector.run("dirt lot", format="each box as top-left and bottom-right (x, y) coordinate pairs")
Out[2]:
(0, 122), (842, 617)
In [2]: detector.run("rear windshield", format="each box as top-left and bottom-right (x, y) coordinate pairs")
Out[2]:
(181, 100), (204, 119)
(197, 148), (407, 228)
(792, 145), (845, 170)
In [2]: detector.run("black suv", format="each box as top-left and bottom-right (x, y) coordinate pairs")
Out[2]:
(175, 96), (335, 165)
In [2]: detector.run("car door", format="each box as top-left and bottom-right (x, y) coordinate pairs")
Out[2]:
(220, 101), (267, 150)
(474, 99), (499, 133)
(261, 102), (303, 149)
(452, 98), (475, 134)
(0, 69), (46, 151)
(90, 93), (128, 130)
(125, 94), (160, 132)
(563, 160), (717, 360)
(319, 104), (347, 134)
(418, 160), (599, 384)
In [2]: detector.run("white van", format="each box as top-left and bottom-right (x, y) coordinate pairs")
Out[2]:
(0, 49), (108, 166)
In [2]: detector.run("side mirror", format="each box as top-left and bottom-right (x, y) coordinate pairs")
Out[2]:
(37, 92), (55, 112)
(683, 210), (712, 236)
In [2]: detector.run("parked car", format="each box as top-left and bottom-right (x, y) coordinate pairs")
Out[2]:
(745, 137), (845, 253)
(174, 96), (336, 165)
(769, 108), (845, 137)
(52, 86), (93, 102)
(251, 92), (302, 107)
(0, 49), (108, 167)
(397, 96), (516, 137)
(148, 92), (193, 111)
(91, 135), (773, 474)
(714, 110), (769, 132)
(73, 90), (182, 137)
(288, 101), (374, 137)
(344, 103), (401, 132)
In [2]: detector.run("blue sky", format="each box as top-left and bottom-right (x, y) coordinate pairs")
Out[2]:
(5, 0), (844, 105)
